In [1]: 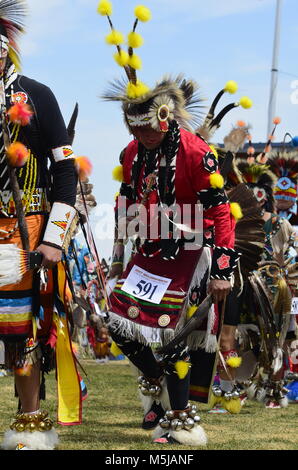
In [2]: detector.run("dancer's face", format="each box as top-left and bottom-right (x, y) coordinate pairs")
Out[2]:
(132, 125), (166, 150)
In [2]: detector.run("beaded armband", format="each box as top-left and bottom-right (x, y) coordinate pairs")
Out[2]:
(43, 202), (77, 250)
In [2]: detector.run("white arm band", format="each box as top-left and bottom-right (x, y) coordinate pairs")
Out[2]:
(52, 145), (75, 163)
(43, 202), (77, 249)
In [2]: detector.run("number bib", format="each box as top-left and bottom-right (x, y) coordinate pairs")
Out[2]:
(121, 265), (172, 305)
(291, 297), (298, 315)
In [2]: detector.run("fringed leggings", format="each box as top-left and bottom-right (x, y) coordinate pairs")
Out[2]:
(110, 330), (190, 410)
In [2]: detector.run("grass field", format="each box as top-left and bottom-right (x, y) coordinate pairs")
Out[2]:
(0, 359), (297, 451)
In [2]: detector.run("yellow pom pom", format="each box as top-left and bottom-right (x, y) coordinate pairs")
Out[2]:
(209, 391), (222, 408)
(134, 5), (152, 22)
(226, 356), (242, 368)
(210, 173), (224, 189)
(222, 396), (241, 414)
(97, 0), (112, 16)
(114, 50), (129, 67)
(105, 30), (124, 46)
(187, 305), (198, 319)
(224, 80), (238, 94)
(239, 96), (253, 109)
(230, 202), (243, 221)
(127, 31), (144, 48)
(110, 342), (123, 358)
(128, 53), (142, 70)
(209, 145), (218, 160)
(126, 81), (149, 99)
(112, 165), (124, 182)
(174, 360), (190, 380)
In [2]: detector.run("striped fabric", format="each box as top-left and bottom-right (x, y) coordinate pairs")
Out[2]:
(111, 280), (185, 329)
(0, 296), (32, 336)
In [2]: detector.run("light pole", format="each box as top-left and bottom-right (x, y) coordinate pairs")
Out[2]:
(267, 0), (283, 137)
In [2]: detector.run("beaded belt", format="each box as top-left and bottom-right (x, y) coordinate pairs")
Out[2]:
(0, 187), (49, 217)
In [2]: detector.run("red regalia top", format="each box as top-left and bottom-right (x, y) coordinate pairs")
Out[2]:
(110, 128), (238, 330)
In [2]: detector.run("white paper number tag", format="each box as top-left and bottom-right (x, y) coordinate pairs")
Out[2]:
(291, 297), (298, 315)
(121, 265), (172, 305)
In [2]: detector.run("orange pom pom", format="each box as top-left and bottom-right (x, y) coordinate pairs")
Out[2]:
(273, 116), (281, 125)
(15, 364), (33, 376)
(247, 146), (255, 155)
(237, 120), (246, 128)
(75, 156), (93, 180)
(7, 103), (33, 126)
(6, 142), (29, 167)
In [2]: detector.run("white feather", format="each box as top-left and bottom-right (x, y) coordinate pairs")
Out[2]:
(1, 428), (59, 450)
(0, 244), (23, 287)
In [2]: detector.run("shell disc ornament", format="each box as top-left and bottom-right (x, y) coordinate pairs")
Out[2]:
(157, 104), (170, 132)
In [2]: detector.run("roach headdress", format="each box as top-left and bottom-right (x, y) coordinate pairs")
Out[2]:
(98, 1), (203, 133)
(0, 0), (27, 70)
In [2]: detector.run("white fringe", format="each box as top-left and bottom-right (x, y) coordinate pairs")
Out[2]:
(107, 311), (175, 347)
(0, 244), (23, 287)
(1, 428), (59, 450)
(153, 424), (208, 446)
(108, 247), (215, 352)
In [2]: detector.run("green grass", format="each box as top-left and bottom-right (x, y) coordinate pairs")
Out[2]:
(0, 359), (298, 450)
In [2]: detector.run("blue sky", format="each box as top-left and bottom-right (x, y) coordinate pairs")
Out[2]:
(19, 0), (298, 258)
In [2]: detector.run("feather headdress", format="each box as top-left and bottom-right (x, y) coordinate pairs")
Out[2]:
(98, 2), (204, 133)
(268, 150), (298, 212)
(0, 0), (27, 70)
(196, 81), (253, 141)
(103, 74), (204, 133)
(228, 159), (277, 211)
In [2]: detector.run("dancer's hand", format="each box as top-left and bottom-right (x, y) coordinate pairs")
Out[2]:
(208, 279), (231, 303)
(36, 243), (62, 268)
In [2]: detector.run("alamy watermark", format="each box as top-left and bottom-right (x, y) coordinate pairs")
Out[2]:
(94, 197), (204, 251)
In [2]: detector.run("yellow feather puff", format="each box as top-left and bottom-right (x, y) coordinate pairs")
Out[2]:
(97, 0), (113, 16)
(126, 81), (150, 99)
(110, 342), (123, 358)
(174, 360), (190, 380)
(134, 5), (152, 22)
(221, 396), (241, 414)
(105, 30), (124, 46)
(128, 53), (142, 70)
(209, 173), (224, 189)
(239, 96), (253, 109)
(226, 356), (242, 368)
(127, 31), (144, 48)
(112, 165), (124, 182)
(209, 392), (222, 409)
(187, 305), (198, 319)
(224, 80), (238, 94)
(114, 50), (129, 67)
(209, 145), (218, 159)
(230, 202), (243, 221)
